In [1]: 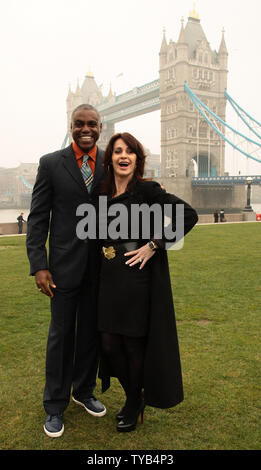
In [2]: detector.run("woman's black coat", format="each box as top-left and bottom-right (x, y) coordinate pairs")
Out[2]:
(90, 180), (198, 409)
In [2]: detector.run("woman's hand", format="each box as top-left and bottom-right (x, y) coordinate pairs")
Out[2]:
(124, 243), (156, 269)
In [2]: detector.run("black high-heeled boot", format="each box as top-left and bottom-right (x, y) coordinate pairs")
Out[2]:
(116, 389), (144, 421)
(116, 398), (145, 432)
(116, 403), (127, 421)
(115, 382), (129, 421)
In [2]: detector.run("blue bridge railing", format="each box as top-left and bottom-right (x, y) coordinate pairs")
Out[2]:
(192, 175), (261, 185)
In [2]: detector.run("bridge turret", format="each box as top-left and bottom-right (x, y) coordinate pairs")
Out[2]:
(176, 17), (188, 62)
(80, 71), (103, 105)
(159, 28), (168, 67)
(66, 84), (74, 140)
(66, 84), (73, 103)
(74, 78), (83, 105)
(175, 17), (189, 87)
(218, 28), (228, 70)
(217, 28), (228, 129)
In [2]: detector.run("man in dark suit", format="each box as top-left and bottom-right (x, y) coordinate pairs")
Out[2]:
(26, 104), (106, 437)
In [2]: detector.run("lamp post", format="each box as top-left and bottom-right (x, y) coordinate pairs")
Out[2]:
(243, 176), (253, 212)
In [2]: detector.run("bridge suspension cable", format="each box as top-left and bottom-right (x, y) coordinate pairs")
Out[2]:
(61, 132), (69, 149)
(19, 175), (33, 191)
(184, 82), (261, 164)
(225, 89), (261, 141)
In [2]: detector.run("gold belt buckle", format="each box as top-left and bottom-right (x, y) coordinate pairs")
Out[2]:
(102, 246), (116, 259)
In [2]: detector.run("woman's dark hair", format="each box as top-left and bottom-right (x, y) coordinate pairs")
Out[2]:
(101, 132), (147, 196)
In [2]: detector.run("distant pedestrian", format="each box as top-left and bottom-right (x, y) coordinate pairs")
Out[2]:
(214, 210), (219, 223)
(220, 209), (225, 222)
(17, 212), (26, 234)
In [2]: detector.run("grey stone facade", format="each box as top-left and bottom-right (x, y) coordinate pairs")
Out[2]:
(64, 9), (253, 212)
(159, 12), (228, 181)
(66, 10), (228, 191)
(0, 163), (38, 208)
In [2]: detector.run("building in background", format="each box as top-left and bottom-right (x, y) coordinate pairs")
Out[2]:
(144, 150), (161, 178)
(0, 163), (37, 208)
(5, 7), (258, 213)
(159, 7), (228, 180)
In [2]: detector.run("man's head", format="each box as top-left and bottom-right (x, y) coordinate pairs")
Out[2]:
(71, 104), (102, 152)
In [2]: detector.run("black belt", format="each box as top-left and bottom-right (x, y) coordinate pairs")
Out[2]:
(102, 241), (139, 259)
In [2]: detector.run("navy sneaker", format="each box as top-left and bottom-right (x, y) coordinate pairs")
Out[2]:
(72, 395), (106, 417)
(44, 414), (64, 437)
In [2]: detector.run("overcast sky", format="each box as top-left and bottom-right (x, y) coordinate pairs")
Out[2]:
(0, 0), (260, 175)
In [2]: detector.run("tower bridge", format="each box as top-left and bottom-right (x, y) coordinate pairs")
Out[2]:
(15, 6), (261, 213)
(66, 6), (229, 190)
(96, 79), (160, 122)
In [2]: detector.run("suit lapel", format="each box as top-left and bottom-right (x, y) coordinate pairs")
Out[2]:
(62, 144), (104, 196)
(62, 144), (88, 194)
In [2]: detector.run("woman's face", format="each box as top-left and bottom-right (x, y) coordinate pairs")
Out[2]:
(111, 138), (137, 180)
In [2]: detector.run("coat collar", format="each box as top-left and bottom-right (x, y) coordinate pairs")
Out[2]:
(61, 144), (104, 195)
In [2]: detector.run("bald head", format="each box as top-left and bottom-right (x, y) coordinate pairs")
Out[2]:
(71, 104), (101, 123)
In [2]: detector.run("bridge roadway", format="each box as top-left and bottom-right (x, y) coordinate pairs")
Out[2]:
(18, 175), (261, 196)
(96, 79), (160, 123)
(192, 175), (261, 185)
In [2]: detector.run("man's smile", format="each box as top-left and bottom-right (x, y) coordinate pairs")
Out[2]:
(79, 135), (93, 141)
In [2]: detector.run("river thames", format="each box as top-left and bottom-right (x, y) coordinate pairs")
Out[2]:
(0, 209), (30, 223)
(0, 205), (261, 224)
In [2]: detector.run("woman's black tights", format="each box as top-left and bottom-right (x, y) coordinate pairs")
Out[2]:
(101, 332), (146, 403)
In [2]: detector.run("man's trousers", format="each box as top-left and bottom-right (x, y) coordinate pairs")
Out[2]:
(43, 275), (99, 415)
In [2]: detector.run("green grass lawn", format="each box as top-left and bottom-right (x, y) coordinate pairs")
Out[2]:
(0, 223), (260, 450)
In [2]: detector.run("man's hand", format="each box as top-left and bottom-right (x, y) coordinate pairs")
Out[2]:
(124, 243), (156, 270)
(35, 270), (56, 298)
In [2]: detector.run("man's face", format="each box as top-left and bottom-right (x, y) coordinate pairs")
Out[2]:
(71, 108), (102, 152)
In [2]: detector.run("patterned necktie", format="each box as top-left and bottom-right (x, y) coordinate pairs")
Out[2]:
(81, 155), (93, 192)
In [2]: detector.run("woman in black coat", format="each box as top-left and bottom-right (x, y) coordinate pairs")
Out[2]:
(93, 132), (198, 432)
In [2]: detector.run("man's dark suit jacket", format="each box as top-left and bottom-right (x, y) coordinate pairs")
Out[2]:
(26, 144), (104, 289)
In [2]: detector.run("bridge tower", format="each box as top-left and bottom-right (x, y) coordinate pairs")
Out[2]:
(159, 7), (228, 179)
(66, 71), (115, 148)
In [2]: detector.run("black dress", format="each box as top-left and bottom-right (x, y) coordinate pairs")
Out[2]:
(95, 180), (198, 407)
(97, 191), (151, 337)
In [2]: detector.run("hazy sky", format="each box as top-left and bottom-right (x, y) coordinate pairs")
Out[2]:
(0, 0), (261, 175)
